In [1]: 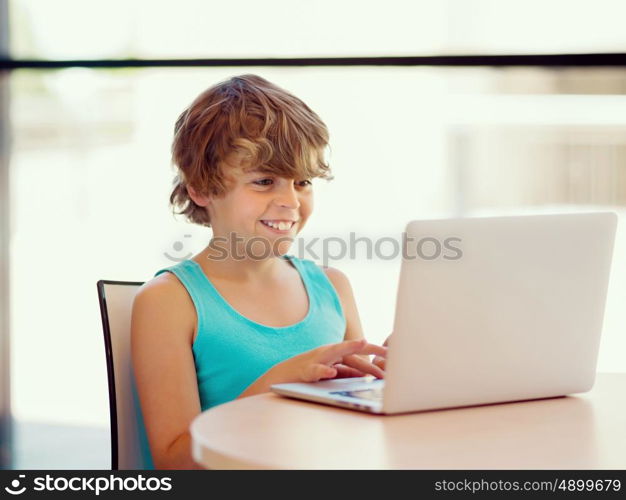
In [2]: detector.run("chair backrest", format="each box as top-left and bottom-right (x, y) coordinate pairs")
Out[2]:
(97, 280), (153, 470)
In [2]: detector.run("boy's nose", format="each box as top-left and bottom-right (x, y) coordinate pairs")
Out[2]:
(275, 184), (301, 209)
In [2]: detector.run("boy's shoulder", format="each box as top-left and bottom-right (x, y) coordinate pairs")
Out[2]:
(131, 270), (196, 345)
(291, 255), (350, 290)
(290, 254), (347, 276)
(320, 265), (350, 290)
(134, 269), (189, 307)
(141, 269), (179, 289)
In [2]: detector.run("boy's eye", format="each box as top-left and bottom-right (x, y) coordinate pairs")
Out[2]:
(253, 178), (273, 186)
(252, 179), (313, 187)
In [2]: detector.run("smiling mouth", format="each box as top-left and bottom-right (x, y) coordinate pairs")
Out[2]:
(260, 220), (297, 231)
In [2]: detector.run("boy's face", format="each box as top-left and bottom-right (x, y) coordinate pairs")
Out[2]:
(204, 165), (314, 258)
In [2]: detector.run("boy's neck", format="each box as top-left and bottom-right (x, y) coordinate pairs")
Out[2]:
(192, 244), (291, 284)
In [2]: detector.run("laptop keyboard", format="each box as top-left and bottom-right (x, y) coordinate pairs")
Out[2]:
(330, 386), (384, 402)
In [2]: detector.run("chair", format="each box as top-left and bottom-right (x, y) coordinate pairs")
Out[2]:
(97, 280), (153, 470)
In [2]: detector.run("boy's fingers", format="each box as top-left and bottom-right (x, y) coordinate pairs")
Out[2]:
(318, 339), (367, 363)
(333, 364), (367, 378)
(357, 344), (387, 358)
(303, 363), (336, 382)
(319, 340), (387, 365)
(373, 356), (386, 370)
(319, 365), (337, 380)
(343, 354), (385, 379)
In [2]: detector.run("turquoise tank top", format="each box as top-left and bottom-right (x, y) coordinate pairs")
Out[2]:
(136, 254), (346, 468)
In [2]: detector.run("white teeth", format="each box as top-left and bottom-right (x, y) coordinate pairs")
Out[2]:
(262, 220), (293, 230)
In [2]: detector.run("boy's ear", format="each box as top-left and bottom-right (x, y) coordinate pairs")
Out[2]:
(186, 185), (211, 207)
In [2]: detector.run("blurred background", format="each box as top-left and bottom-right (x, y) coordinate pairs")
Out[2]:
(1, 0), (626, 468)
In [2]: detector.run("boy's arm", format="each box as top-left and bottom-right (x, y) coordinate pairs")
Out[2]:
(322, 266), (371, 364)
(322, 266), (364, 341)
(131, 274), (205, 469)
(323, 266), (390, 371)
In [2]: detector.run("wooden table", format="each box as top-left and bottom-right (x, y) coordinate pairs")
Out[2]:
(190, 373), (626, 469)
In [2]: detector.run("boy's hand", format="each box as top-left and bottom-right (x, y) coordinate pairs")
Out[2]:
(274, 339), (387, 383)
(372, 333), (391, 371)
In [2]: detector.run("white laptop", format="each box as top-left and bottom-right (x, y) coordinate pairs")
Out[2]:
(271, 212), (618, 414)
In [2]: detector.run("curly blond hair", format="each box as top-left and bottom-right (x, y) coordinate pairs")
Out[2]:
(169, 74), (333, 227)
